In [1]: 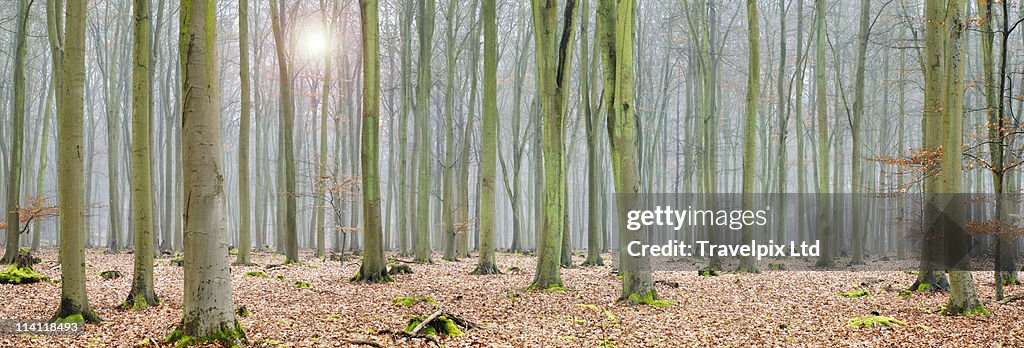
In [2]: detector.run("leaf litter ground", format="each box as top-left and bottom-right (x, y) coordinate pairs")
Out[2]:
(1, 250), (1021, 347)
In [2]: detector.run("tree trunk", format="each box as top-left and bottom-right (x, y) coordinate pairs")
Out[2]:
(170, 0), (243, 341)
(414, 0), (436, 264)
(850, 0), (871, 265)
(472, 0), (500, 276)
(352, 0), (391, 283)
(581, 0), (603, 267)
(813, 0), (833, 269)
(935, 0), (984, 316)
(737, 0), (759, 273)
(271, 0), (299, 264)
(235, 0), (253, 265)
(441, 0), (459, 262)
(124, 0), (159, 310)
(529, 0), (578, 290)
(51, 0), (101, 323)
(772, 0), (788, 246)
(2, 0), (31, 263)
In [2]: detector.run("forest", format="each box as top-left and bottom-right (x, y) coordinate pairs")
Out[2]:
(1, 0), (1023, 346)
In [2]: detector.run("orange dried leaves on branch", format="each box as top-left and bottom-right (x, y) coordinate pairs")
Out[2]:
(0, 196), (60, 233)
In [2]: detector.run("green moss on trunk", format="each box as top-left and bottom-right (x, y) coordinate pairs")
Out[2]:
(164, 321), (246, 348)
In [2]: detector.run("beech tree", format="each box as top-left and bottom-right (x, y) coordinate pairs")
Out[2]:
(529, 0), (578, 290)
(472, 0), (500, 275)
(352, 0), (391, 284)
(813, 0), (833, 269)
(166, 0), (243, 342)
(235, 0), (253, 265)
(124, 0), (158, 310)
(270, 0), (299, 263)
(51, 0), (101, 324)
(737, 0), (759, 273)
(2, 0), (31, 264)
(414, 0), (436, 264)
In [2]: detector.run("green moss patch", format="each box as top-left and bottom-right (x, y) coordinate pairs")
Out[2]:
(53, 314), (84, 324)
(293, 281), (312, 289)
(99, 270), (122, 280)
(244, 271), (269, 278)
(163, 321), (246, 348)
(394, 295), (438, 307)
(940, 305), (991, 317)
(698, 269), (719, 276)
(404, 315), (462, 337)
(847, 315), (906, 328)
(0, 265), (43, 285)
(388, 264), (414, 275)
(627, 292), (674, 307)
(840, 290), (871, 298)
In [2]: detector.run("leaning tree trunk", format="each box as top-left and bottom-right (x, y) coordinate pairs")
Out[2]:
(124, 0), (159, 310)
(167, 0), (243, 342)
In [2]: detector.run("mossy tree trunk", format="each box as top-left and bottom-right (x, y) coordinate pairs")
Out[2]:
(414, 0), (436, 264)
(911, 0), (950, 294)
(172, 0), (242, 341)
(529, 0), (578, 291)
(2, 0), (31, 264)
(737, 0), (759, 273)
(472, 0), (500, 275)
(51, 0), (101, 324)
(935, 0), (983, 316)
(600, 0), (655, 303)
(352, 0), (392, 284)
(125, 0), (159, 310)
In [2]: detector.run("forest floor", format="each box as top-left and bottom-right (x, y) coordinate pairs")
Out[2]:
(1, 249), (1022, 347)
